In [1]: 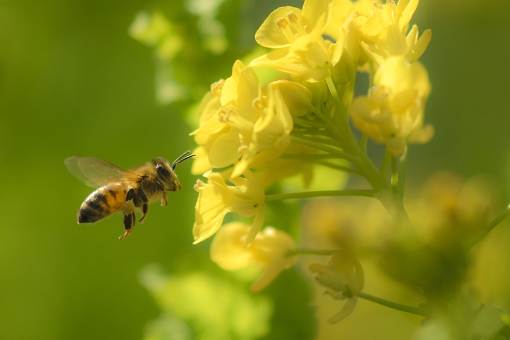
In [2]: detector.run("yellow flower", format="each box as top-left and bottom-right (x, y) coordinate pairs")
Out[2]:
(191, 61), (300, 178)
(309, 250), (365, 323)
(354, 0), (431, 65)
(230, 80), (296, 178)
(350, 55), (433, 156)
(249, 0), (337, 81)
(190, 91), (225, 174)
(210, 222), (296, 292)
(325, 0), (376, 68)
(193, 170), (265, 247)
(190, 60), (261, 170)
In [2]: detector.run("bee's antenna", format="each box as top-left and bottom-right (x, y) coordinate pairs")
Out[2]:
(172, 150), (195, 170)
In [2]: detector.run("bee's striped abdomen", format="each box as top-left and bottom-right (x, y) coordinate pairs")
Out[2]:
(77, 184), (127, 224)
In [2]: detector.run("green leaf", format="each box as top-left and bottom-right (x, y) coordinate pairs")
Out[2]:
(140, 264), (272, 340)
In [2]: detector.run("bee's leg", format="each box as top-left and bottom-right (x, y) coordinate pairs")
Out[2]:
(120, 188), (137, 239)
(137, 189), (149, 224)
(161, 191), (168, 207)
(119, 212), (135, 239)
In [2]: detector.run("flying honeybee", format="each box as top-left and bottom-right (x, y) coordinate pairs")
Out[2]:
(65, 151), (195, 239)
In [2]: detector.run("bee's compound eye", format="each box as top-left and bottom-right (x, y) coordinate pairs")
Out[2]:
(156, 164), (171, 180)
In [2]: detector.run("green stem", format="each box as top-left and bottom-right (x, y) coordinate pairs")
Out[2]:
(358, 292), (430, 317)
(311, 104), (343, 137)
(287, 248), (337, 256)
(380, 148), (391, 179)
(281, 153), (360, 174)
(467, 204), (510, 249)
(391, 156), (399, 199)
(360, 134), (368, 153)
(291, 132), (340, 148)
(265, 190), (376, 201)
(290, 135), (362, 165)
(398, 148), (408, 201)
(294, 117), (329, 128)
(292, 125), (332, 136)
(281, 154), (337, 160)
(315, 160), (360, 174)
(325, 75), (345, 119)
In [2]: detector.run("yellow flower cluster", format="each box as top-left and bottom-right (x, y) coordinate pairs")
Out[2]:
(190, 0), (432, 291)
(348, 0), (433, 156)
(350, 55), (432, 156)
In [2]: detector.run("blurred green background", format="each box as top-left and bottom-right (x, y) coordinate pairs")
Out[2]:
(1, 0), (510, 339)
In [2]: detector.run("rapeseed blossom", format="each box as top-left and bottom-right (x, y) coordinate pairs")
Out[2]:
(250, 1), (335, 81)
(193, 170), (265, 247)
(132, 0), (510, 337)
(354, 0), (431, 65)
(191, 0), (435, 292)
(350, 55), (433, 156)
(309, 251), (365, 323)
(185, 0), (497, 331)
(210, 222), (296, 292)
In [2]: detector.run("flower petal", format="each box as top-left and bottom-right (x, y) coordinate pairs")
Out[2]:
(193, 210), (229, 244)
(398, 0), (419, 30)
(301, 0), (332, 33)
(221, 60), (245, 107)
(208, 131), (241, 168)
(243, 205), (266, 248)
(250, 257), (287, 292)
(190, 146), (212, 175)
(408, 28), (431, 63)
(271, 80), (312, 117)
(255, 7), (302, 48)
(210, 222), (253, 270)
(328, 297), (358, 324)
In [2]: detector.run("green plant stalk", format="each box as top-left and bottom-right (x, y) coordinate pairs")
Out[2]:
(467, 204), (510, 249)
(311, 104), (343, 137)
(294, 116), (329, 128)
(265, 190), (376, 201)
(360, 133), (368, 153)
(358, 292), (430, 317)
(324, 79), (388, 191)
(325, 74), (419, 244)
(398, 148), (408, 201)
(325, 75), (345, 120)
(290, 135), (362, 165)
(380, 148), (392, 178)
(291, 132), (342, 148)
(391, 156), (399, 199)
(281, 154), (338, 160)
(315, 160), (360, 174)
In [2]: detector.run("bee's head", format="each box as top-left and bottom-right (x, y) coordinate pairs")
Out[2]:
(154, 151), (195, 191)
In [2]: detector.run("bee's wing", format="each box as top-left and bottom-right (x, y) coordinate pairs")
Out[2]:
(65, 156), (139, 188)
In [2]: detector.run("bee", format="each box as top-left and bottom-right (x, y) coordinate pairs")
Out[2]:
(65, 151), (195, 239)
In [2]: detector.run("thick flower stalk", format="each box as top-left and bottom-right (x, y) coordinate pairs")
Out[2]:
(210, 222), (296, 292)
